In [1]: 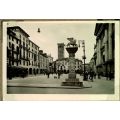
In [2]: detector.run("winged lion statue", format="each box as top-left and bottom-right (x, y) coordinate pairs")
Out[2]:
(67, 37), (77, 47)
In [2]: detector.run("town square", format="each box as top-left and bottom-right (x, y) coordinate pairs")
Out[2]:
(6, 21), (115, 94)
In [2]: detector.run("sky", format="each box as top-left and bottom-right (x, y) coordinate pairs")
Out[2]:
(7, 21), (96, 63)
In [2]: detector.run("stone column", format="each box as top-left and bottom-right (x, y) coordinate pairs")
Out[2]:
(96, 40), (99, 66)
(98, 39), (101, 65)
(104, 28), (108, 76)
(104, 29), (108, 62)
(62, 46), (83, 87)
(68, 52), (76, 79)
(108, 24), (112, 60)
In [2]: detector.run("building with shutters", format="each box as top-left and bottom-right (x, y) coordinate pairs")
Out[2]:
(38, 50), (50, 74)
(7, 26), (53, 78)
(7, 26), (30, 78)
(28, 40), (39, 75)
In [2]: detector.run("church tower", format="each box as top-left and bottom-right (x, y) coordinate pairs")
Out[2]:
(58, 43), (64, 59)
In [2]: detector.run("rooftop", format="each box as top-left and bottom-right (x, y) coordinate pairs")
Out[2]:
(8, 26), (30, 37)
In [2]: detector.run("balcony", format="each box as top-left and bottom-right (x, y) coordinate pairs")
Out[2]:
(13, 58), (21, 62)
(20, 56), (30, 61)
(19, 45), (30, 51)
(12, 50), (19, 54)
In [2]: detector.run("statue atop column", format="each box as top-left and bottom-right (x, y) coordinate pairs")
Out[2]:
(67, 37), (77, 47)
(62, 37), (83, 87)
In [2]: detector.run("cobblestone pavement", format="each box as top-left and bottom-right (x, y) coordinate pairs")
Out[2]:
(7, 74), (114, 94)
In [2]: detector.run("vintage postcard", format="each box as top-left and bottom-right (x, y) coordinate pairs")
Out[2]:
(1, 20), (120, 100)
(0, 20), (2, 101)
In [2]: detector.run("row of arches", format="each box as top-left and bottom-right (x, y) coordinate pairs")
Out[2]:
(29, 68), (39, 75)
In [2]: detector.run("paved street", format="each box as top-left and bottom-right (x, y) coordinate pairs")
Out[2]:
(7, 74), (114, 94)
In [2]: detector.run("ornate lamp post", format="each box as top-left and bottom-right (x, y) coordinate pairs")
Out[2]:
(78, 40), (86, 81)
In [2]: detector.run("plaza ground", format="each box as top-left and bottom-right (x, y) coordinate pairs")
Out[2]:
(7, 74), (114, 94)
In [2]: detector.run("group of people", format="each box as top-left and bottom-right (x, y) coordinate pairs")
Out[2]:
(46, 71), (61, 79)
(84, 70), (113, 81)
(84, 71), (96, 81)
(43, 69), (113, 81)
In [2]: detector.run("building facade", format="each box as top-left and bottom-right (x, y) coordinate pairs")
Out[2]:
(38, 50), (53, 74)
(47, 54), (53, 73)
(89, 56), (96, 73)
(7, 26), (53, 78)
(55, 58), (83, 74)
(28, 40), (39, 75)
(94, 23), (115, 77)
(7, 26), (30, 78)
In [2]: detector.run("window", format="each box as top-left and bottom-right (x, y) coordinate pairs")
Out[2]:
(9, 42), (11, 48)
(12, 44), (14, 50)
(20, 50), (21, 58)
(9, 35), (11, 40)
(23, 42), (25, 47)
(20, 35), (21, 39)
(35, 46), (37, 50)
(23, 50), (25, 58)
(23, 61), (25, 65)
(12, 37), (14, 41)
(103, 55), (105, 63)
(16, 46), (19, 53)
(16, 39), (18, 44)
(20, 40), (21, 45)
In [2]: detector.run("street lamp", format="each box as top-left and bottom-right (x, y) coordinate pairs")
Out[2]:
(78, 40), (86, 81)
(37, 28), (41, 33)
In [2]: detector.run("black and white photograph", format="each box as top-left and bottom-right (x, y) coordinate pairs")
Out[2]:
(1, 1), (120, 120)
(2, 20), (119, 100)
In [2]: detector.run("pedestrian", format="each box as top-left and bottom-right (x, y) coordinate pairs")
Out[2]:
(94, 72), (96, 79)
(47, 71), (50, 78)
(43, 71), (45, 75)
(106, 72), (108, 80)
(8, 71), (12, 80)
(88, 71), (91, 80)
(58, 71), (61, 79)
(109, 72), (112, 80)
(98, 72), (101, 79)
(85, 71), (88, 80)
(90, 71), (94, 82)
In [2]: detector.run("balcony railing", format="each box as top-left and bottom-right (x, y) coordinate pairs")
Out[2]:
(19, 44), (30, 51)
(20, 56), (30, 61)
